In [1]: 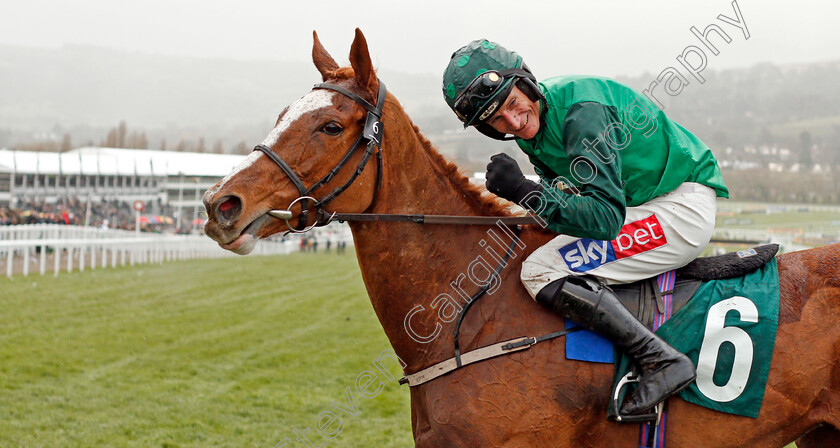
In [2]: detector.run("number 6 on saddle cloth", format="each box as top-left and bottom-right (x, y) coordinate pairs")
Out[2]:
(599, 244), (782, 424)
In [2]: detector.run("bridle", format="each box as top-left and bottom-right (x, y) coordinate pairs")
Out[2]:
(250, 77), (573, 388)
(254, 78), (540, 232)
(253, 79), (386, 233)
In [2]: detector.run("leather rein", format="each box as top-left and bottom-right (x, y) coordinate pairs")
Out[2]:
(253, 78), (541, 233)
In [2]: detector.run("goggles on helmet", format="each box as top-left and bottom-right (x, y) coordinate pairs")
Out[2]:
(452, 70), (514, 125)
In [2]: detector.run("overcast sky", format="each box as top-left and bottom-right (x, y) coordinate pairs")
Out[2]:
(1, 0), (838, 79)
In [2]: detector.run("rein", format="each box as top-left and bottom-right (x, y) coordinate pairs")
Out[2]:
(317, 210), (540, 226)
(255, 78), (543, 231)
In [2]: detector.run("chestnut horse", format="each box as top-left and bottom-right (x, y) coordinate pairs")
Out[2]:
(203, 29), (840, 447)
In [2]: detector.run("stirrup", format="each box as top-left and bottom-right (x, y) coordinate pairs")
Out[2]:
(609, 371), (664, 424)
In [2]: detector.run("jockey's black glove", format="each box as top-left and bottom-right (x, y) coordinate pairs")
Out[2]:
(485, 153), (544, 209)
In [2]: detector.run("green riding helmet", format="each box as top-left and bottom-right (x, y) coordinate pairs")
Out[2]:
(442, 39), (543, 140)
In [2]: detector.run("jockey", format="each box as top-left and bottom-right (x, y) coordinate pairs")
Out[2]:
(442, 39), (729, 418)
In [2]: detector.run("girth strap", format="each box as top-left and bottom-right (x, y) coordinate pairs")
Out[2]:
(399, 327), (583, 387)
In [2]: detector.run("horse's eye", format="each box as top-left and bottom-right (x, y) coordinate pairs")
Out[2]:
(322, 122), (343, 135)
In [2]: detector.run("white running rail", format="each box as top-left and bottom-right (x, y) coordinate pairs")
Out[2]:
(0, 225), (297, 278)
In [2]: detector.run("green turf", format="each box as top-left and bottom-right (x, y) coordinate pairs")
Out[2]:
(0, 249), (811, 447)
(717, 210), (840, 231)
(714, 201), (840, 249)
(0, 252), (413, 447)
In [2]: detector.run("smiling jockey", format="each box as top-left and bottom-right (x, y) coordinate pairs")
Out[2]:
(442, 39), (729, 418)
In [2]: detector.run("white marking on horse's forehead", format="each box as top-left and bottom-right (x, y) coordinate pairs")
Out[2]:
(206, 90), (336, 198)
(261, 89), (336, 147)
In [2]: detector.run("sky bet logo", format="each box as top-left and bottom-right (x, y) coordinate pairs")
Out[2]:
(558, 215), (668, 272)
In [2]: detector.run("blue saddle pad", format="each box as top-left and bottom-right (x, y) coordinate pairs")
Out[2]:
(565, 319), (614, 363)
(564, 270), (678, 363)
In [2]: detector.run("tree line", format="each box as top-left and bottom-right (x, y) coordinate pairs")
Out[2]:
(14, 121), (253, 155)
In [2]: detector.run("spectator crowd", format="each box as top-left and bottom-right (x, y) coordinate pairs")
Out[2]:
(0, 197), (184, 233)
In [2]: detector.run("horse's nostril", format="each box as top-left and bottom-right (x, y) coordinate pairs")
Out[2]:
(217, 196), (242, 222)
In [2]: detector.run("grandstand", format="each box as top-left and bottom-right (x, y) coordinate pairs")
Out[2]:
(0, 147), (245, 226)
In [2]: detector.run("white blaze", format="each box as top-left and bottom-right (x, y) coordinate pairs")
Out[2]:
(207, 89), (336, 197)
(261, 89), (336, 147)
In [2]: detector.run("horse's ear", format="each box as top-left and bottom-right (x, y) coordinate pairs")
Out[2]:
(312, 30), (339, 81)
(349, 28), (376, 93)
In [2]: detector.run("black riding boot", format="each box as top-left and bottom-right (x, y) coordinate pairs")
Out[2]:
(535, 276), (696, 416)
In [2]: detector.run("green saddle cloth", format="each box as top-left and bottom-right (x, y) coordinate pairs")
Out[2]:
(613, 258), (780, 418)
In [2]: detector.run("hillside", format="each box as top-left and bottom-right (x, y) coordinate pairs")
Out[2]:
(2, 43), (840, 171)
(0, 44), (446, 151)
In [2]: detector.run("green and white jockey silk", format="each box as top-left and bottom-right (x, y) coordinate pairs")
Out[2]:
(616, 258), (780, 418)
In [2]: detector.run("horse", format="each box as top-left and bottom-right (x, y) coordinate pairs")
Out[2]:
(202, 29), (840, 447)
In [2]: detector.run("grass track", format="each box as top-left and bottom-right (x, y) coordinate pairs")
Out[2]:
(0, 250), (805, 447)
(0, 252), (412, 447)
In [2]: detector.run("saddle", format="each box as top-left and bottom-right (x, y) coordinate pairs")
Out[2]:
(613, 244), (780, 329)
(399, 243), (781, 389)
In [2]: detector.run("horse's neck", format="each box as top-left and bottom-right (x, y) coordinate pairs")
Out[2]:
(348, 125), (507, 370)
(360, 114), (490, 219)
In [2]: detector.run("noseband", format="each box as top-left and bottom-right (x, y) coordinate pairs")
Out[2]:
(254, 80), (386, 232)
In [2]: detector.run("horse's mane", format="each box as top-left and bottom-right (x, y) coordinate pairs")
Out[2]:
(409, 123), (513, 217)
(325, 67), (513, 217)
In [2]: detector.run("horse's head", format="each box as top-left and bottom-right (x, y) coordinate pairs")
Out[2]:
(203, 29), (383, 254)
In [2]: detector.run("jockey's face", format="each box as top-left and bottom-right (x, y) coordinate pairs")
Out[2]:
(486, 85), (541, 140)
